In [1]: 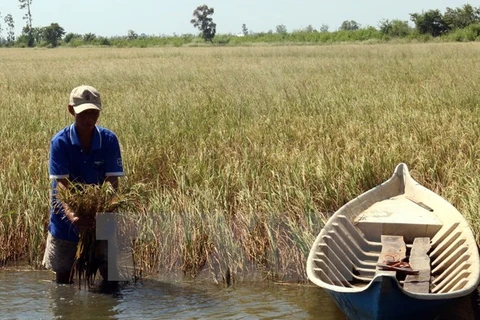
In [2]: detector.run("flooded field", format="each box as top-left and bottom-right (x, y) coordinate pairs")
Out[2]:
(1, 268), (479, 319)
(0, 269), (345, 319)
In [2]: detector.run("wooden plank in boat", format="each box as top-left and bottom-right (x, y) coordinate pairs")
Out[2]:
(404, 237), (431, 293)
(376, 235), (406, 276)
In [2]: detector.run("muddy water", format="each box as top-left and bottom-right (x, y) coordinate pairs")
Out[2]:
(1, 268), (479, 320)
(0, 269), (345, 319)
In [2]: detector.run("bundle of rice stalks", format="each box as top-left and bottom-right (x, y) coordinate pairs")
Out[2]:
(56, 181), (146, 287)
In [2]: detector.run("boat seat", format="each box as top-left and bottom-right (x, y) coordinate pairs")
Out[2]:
(355, 196), (443, 243)
(376, 235), (406, 276)
(404, 237), (431, 293)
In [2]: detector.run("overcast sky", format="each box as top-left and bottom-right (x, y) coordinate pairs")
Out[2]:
(0, 0), (473, 37)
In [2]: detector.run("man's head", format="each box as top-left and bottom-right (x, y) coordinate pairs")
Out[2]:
(68, 85), (102, 132)
(69, 85), (102, 114)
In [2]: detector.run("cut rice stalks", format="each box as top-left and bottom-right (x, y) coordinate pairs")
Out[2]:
(56, 181), (146, 288)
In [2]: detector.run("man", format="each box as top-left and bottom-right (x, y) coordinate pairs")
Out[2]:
(42, 85), (124, 284)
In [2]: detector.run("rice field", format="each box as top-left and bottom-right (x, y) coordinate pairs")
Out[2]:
(1, 43), (480, 283)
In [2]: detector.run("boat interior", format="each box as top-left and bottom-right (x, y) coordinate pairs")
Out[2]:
(310, 194), (474, 294)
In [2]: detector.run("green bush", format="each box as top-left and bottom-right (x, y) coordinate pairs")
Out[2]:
(95, 37), (111, 46)
(68, 38), (84, 47)
(442, 24), (480, 42)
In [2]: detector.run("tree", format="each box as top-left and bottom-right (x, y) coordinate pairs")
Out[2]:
(20, 25), (35, 46)
(410, 10), (449, 37)
(96, 36), (110, 46)
(19, 0), (33, 46)
(4, 14), (15, 44)
(64, 32), (81, 43)
(19, 0), (32, 29)
(444, 4), (480, 30)
(190, 5), (216, 42)
(275, 24), (287, 34)
(30, 26), (43, 43)
(339, 20), (360, 31)
(0, 13), (3, 41)
(42, 23), (65, 47)
(83, 33), (96, 42)
(379, 19), (411, 37)
(304, 25), (315, 32)
(241, 23), (248, 36)
(319, 24), (329, 33)
(127, 30), (138, 40)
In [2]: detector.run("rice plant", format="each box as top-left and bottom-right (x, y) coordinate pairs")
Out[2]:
(56, 182), (146, 287)
(1, 43), (480, 282)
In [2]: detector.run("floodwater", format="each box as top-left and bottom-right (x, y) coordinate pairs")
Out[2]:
(1, 268), (479, 320)
(0, 268), (345, 320)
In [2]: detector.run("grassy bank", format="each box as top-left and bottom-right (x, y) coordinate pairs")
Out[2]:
(1, 43), (480, 282)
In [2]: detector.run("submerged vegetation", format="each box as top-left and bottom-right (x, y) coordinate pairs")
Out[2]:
(1, 43), (480, 283)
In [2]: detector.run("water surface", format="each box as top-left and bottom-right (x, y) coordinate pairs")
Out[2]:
(0, 268), (345, 319)
(2, 268), (479, 320)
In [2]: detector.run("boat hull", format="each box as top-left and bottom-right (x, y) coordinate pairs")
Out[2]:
(326, 276), (449, 320)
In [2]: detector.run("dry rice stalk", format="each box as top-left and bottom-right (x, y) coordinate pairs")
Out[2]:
(57, 181), (146, 288)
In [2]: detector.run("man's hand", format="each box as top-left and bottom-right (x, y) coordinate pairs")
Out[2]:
(65, 211), (95, 228)
(57, 178), (96, 228)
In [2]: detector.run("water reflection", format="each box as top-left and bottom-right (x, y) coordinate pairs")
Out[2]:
(48, 284), (120, 319)
(4, 269), (478, 320)
(114, 280), (345, 319)
(0, 269), (345, 319)
(0, 269), (52, 320)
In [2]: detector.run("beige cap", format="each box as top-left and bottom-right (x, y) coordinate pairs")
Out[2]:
(69, 85), (102, 114)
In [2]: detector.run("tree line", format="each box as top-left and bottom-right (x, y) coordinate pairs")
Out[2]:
(0, 0), (65, 47)
(0, 2), (479, 48)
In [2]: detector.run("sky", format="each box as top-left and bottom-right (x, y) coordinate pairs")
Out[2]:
(0, 0), (474, 37)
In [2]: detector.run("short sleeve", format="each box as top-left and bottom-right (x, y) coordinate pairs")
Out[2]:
(49, 139), (70, 180)
(105, 133), (124, 177)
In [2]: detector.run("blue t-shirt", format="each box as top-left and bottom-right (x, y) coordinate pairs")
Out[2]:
(48, 124), (124, 242)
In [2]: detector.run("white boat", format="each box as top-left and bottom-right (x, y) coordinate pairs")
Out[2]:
(306, 163), (480, 320)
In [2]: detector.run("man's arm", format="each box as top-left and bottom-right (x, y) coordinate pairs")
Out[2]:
(105, 176), (119, 190)
(56, 178), (75, 222)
